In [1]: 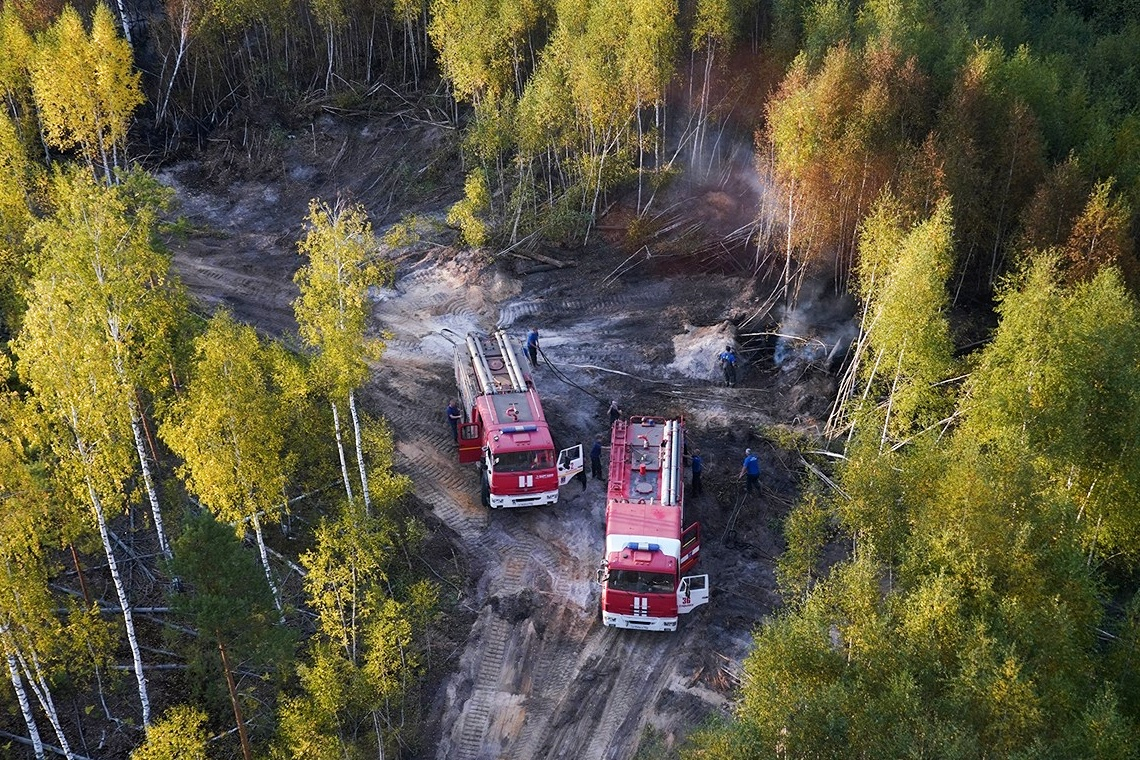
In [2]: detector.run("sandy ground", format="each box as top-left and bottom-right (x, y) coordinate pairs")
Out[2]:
(162, 113), (853, 759)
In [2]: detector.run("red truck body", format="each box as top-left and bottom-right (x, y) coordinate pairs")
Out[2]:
(599, 416), (709, 631)
(454, 330), (582, 508)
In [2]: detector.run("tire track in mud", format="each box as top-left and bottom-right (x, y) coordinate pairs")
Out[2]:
(529, 630), (686, 760)
(376, 350), (592, 760)
(583, 635), (682, 759)
(506, 596), (595, 759)
(450, 547), (532, 760)
(383, 396), (489, 541)
(496, 286), (669, 329)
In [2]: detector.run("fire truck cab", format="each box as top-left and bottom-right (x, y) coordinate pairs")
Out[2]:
(598, 417), (709, 631)
(454, 330), (583, 509)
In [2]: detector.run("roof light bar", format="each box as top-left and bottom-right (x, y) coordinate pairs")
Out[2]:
(625, 542), (660, 552)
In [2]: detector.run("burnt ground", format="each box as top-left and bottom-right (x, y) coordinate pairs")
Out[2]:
(161, 112), (852, 759)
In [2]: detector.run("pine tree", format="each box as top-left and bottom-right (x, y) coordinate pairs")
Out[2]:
(170, 512), (291, 760)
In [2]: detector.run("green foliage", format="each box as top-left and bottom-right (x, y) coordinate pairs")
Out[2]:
(275, 495), (439, 758)
(431, 0), (681, 245)
(294, 199), (392, 398)
(698, 254), (1140, 758)
(447, 169), (492, 248)
(691, 0), (741, 52)
(849, 195), (956, 439)
(766, 41), (930, 270)
(15, 168), (180, 514)
(801, 0), (854, 67)
(428, 0), (549, 103)
(130, 705), (211, 760)
(964, 258), (1140, 560)
(161, 310), (294, 527)
(776, 489), (829, 601)
(29, 4), (143, 178)
(169, 511), (285, 650)
(0, 393), (114, 682)
(0, 111), (38, 339)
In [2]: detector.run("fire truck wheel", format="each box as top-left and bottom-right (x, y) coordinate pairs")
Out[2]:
(480, 476), (491, 508)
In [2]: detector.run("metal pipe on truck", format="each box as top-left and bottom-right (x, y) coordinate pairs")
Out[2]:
(494, 330), (527, 392)
(466, 334), (496, 395)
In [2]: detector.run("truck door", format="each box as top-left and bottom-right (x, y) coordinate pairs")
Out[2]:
(677, 574), (709, 614)
(457, 422), (483, 463)
(556, 444), (584, 485)
(680, 522), (701, 573)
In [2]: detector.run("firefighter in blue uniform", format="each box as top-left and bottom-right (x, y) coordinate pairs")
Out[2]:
(739, 448), (760, 496)
(526, 328), (540, 366)
(718, 345), (738, 387)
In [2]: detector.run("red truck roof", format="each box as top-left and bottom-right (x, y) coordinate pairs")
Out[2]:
(604, 417), (685, 560)
(475, 388), (555, 452)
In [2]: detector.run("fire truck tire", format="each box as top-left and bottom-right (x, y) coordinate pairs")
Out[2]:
(480, 476), (491, 508)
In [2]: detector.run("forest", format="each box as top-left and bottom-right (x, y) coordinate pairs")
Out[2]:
(1, 0), (1139, 757)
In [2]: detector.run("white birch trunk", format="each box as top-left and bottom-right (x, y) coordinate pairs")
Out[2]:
(14, 647), (74, 760)
(3, 635), (44, 760)
(128, 402), (171, 561)
(348, 390), (371, 515)
(84, 475), (150, 726)
(157, 4), (191, 123)
(784, 180), (795, 301)
(102, 303), (170, 562)
(112, 0), (133, 47)
(332, 400), (355, 504)
(250, 513), (283, 616)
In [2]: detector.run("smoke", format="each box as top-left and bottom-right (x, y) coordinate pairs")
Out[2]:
(772, 278), (859, 374)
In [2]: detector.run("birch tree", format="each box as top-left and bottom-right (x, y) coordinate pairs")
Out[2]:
(29, 4), (143, 181)
(26, 169), (182, 563)
(0, 398), (64, 759)
(294, 199), (391, 514)
(0, 5), (36, 140)
(834, 194), (956, 441)
(275, 451), (437, 759)
(14, 266), (153, 728)
(161, 311), (295, 614)
(0, 111), (37, 337)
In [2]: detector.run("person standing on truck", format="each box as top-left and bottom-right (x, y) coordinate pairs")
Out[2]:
(718, 345), (738, 387)
(738, 448), (760, 496)
(526, 327), (540, 367)
(591, 435), (604, 480)
(446, 399), (462, 442)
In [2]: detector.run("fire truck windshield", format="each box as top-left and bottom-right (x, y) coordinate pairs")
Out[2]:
(606, 570), (674, 594)
(494, 449), (554, 472)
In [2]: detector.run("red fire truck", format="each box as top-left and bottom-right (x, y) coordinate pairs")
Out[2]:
(454, 329), (583, 508)
(598, 416), (709, 631)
